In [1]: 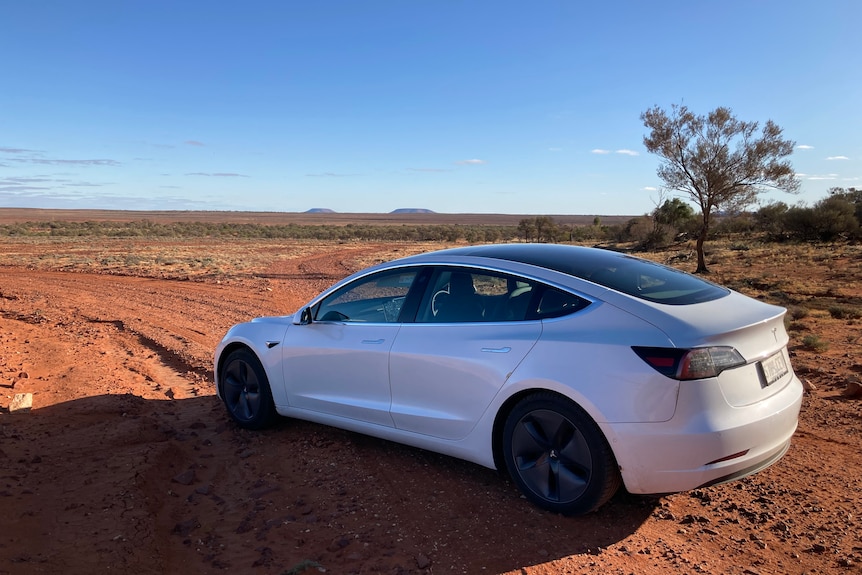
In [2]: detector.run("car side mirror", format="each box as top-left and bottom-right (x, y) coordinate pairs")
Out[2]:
(299, 307), (313, 325)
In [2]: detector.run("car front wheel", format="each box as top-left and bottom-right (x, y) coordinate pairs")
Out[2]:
(219, 348), (277, 430)
(502, 392), (620, 515)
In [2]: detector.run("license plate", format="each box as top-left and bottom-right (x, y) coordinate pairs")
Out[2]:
(760, 351), (789, 386)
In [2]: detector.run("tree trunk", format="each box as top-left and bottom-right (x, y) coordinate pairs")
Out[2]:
(695, 226), (709, 273)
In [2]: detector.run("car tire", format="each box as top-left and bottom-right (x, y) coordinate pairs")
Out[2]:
(502, 392), (620, 515)
(219, 348), (278, 430)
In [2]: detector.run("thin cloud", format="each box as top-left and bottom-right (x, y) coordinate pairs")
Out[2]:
(643, 186), (658, 191)
(805, 174), (839, 181)
(0, 185), (51, 192)
(2, 148), (119, 170)
(17, 158), (121, 167)
(455, 159), (486, 165)
(1, 177), (57, 184)
(186, 172), (248, 177)
(1, 175), (109, 192)
(826, 156), (849, 161)
(62, 181), (106, 187)
(592, 149), (638, 156)
(185, 140), (205, 147)
(796, 145), (814, 150)
(305, 172), (354, 177)
(0, 189), (216, 210)
(0, 147), (40, 154)
(548, 147), (563, 152)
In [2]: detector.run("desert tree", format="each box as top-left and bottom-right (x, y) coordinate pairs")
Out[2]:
(828, 187), (862, 224)
(517, 218), (536, 242)
(654, 197), (695, 230)
(784, 195), (860, 242)
(755, 201), (790, 240)
(642, 189), (697, 248)
(534, 216), (558, 243)
(641, 104), (800, 272)
(517, 216), (559, 242)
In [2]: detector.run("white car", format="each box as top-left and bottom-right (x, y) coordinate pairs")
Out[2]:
(215, 244), (803, 515)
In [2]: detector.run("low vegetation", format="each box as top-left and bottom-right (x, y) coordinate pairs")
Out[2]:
(801, 334), (830, 353)
(0, 220), (519, 243)
(2, 187), (859, 254)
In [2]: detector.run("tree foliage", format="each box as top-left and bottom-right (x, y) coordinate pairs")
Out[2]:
(653, 198), (695, 229)
(828, 186), (862, 224)
(641, 104), (799, 272)
(516, 216), (558, 242)
(515, 216), (614, 243)
(756, 188), (861, 242)
(638, 197), (698, 250)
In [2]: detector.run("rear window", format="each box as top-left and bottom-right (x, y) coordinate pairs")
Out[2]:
(473, 245), (729, 305)
(582, 260), (728, 304)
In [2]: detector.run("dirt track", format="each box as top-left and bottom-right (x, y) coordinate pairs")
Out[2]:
(1, 240), (861, 574)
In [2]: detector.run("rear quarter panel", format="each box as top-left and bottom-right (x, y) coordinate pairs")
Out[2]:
(506, 302), (680, 423)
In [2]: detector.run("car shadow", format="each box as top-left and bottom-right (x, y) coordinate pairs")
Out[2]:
(1, 393), (658, 574)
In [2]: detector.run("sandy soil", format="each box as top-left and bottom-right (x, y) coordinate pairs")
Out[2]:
(0, 239), (860, 575)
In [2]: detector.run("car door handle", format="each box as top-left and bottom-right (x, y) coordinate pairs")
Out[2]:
(362, 339), (386, 344)
(481, 346), (511, 353)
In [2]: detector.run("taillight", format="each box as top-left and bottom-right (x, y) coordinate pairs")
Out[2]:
(633, 346), (746, 380)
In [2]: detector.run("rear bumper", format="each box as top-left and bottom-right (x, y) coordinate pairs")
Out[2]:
(700, 438), (790, 488)
(604, 373), (803, 495)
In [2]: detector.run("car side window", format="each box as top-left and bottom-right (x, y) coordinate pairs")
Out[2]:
(314, 269), (418, 323)
(418, 268), (541, 323)
(531, 287), (590, 320)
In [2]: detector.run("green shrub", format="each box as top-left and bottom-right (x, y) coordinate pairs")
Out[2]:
(801, 335), (829, 352)
(828, 305), (862, 320)
(788, 306), (810, 320)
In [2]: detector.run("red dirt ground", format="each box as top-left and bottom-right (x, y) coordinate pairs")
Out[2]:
(1, 239), (860, 575)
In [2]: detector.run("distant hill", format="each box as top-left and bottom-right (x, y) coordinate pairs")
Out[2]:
(0, 208), (635, 228)
(390, 208), (435, 214)
(305, 208), (336, 213)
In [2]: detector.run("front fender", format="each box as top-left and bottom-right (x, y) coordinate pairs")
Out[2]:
(214, 317), (293, 405)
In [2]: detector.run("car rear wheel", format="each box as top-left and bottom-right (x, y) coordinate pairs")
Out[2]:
(220, 348), (277, 429)
(502, 392), (620, 515)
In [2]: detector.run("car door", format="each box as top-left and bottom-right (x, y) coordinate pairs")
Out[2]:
(388, 268), (544, 440)
(281, 267), (422, 427)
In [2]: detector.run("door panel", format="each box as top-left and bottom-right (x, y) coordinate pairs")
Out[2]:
(282, 322), (398, 427)
(389, 321), (541, 439)
(279, 267), (420, 427)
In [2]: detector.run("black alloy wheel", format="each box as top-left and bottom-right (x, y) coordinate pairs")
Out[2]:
(220, 348), (277, 429)
(502, 392), (620, 515)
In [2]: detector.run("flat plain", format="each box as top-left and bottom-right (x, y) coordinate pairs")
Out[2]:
(0, 210), (860, 574)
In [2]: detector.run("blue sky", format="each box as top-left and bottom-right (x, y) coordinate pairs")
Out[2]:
(1, 1), (859, 215)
